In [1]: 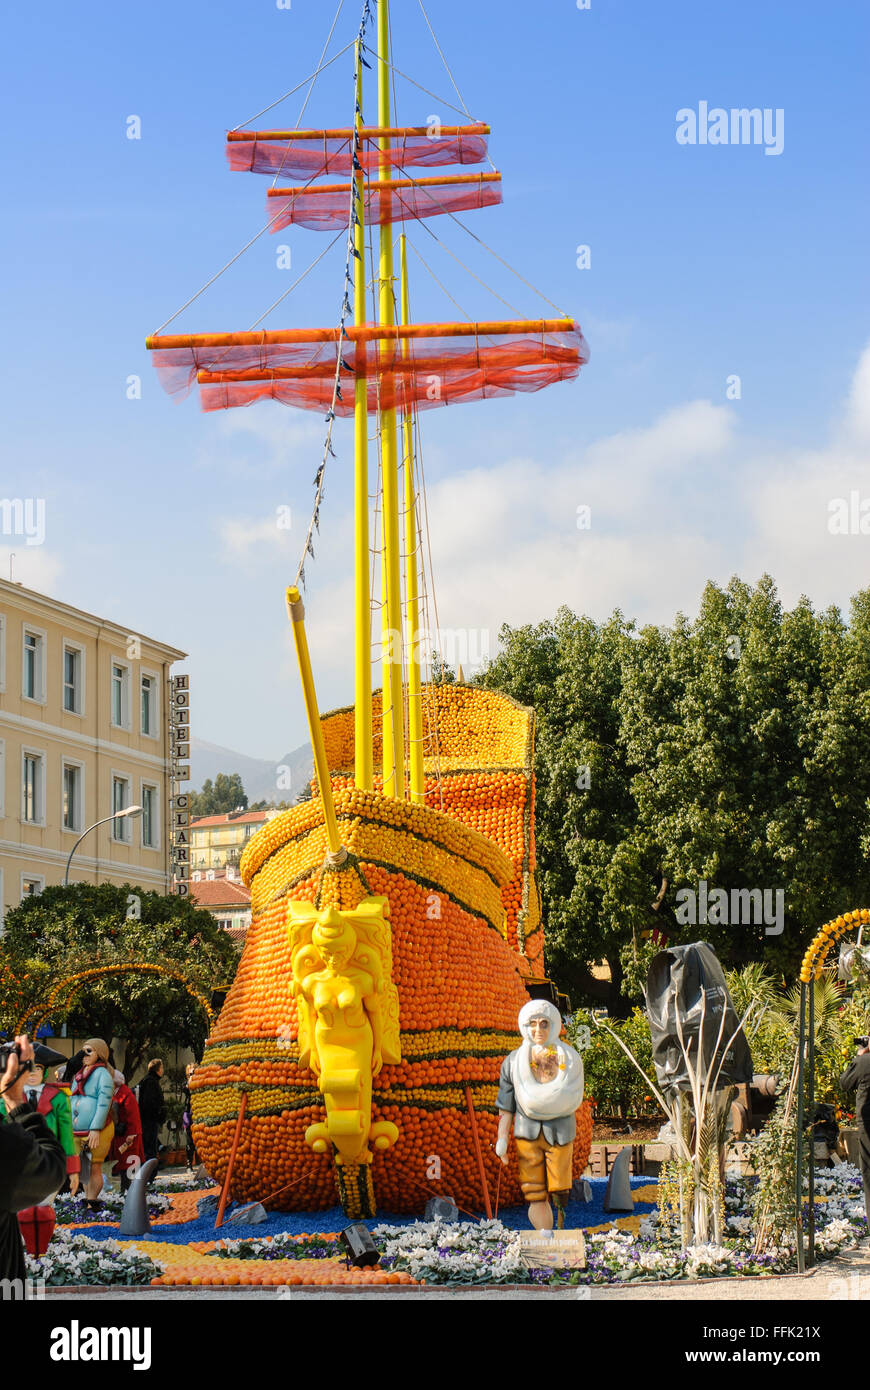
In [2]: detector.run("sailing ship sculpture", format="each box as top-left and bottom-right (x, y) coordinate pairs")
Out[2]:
(148, 0), (591, 1217)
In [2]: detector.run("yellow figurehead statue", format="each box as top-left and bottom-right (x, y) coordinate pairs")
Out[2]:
(288, 896), (401, 1168)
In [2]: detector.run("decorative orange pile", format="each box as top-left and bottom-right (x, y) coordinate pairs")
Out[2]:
(190, 686), (590, 1213)
(322, 684), (544, 973)
(138, 1238), (415, 1288)
(151, 1188), (220, 1226)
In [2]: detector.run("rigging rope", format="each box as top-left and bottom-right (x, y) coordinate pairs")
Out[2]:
(292, 0), (375, 591)
(417, 0), (472, 118)
(271, 0), (347, 188)
(151, 208), (288, 337)
(229, 39), (354, 132)
(248, 231), (344, 330)
(410, 212), (524, 318)
(417, 0), (497, 174)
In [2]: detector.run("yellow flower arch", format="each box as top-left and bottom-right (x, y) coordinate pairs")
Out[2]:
(16, 962), (215, 1037)
(799, 907), (870, 983)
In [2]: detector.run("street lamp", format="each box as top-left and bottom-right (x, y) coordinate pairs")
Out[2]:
(63, 806), (143, 887)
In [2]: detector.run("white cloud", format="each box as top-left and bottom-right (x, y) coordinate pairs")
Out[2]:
(0, 546), (64, 594)
(216, 506), (302, 563)
(245, 341), (870, 694)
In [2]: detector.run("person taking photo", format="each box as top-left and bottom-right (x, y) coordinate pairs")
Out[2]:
(0, 1035), (66, 1283)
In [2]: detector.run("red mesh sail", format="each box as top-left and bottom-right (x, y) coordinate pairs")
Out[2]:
(267, 173), (502, 232)
(146, 321), (589, 416)
(227, 125), (489, 179)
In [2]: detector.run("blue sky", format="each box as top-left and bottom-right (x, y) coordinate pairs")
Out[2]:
(2, 0), (869, 767)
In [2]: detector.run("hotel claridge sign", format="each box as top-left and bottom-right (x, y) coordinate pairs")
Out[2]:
(0, 577), (191, 919)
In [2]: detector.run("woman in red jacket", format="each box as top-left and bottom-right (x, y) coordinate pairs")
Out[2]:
(108, 1070), (145, 1191)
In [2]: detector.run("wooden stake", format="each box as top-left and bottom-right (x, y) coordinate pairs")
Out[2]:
(464, 1084), (492, 1219)
(215, 1090), (248, 1229)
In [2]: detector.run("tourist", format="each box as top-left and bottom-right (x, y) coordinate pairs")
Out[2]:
(0, 1035), (66, 1284)
(182, 1063), (198, 1169)
(138, 1058), (167, 1167)
(109, 1070), (145, 1192)
(839, 1038), (870, 1225)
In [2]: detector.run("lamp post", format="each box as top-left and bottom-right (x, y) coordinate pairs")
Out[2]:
(63, 806), (143, 887)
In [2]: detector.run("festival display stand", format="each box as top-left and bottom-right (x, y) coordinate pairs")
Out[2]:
(146, 0), (591, 1222)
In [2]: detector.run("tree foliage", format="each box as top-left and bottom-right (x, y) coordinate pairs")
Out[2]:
(189, 772), (248, 817)
(477, 576), (870, 1011)
(0, 883), (238, 1077)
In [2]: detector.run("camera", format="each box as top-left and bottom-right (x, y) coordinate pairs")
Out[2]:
(0, 1042), (32, 1074)
(854, 1036), (869, 1050)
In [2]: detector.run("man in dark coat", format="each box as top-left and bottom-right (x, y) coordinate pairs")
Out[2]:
(0, 1035), (66, 1284)
(839, 1039), (870, 1225)
(137, 1059), (166, 1166)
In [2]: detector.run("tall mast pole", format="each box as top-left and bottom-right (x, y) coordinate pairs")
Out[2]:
(353, 42), (373, 791)
(400, 233), (425, 804)
(377, 0), (406, 800)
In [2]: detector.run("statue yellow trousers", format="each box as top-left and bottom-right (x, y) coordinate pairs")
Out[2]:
(515, 1132), (573, 1204)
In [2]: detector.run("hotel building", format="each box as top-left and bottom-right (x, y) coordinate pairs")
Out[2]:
(0, 578), (187, 919)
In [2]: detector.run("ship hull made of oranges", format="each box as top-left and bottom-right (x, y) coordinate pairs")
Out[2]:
(321, 683), (544, 976)
(192, 788), (573, 1211)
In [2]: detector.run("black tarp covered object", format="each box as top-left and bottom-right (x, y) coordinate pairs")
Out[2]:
(645, 941), (753, 1095)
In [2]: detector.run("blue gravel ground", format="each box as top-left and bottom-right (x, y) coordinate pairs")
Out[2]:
(78, 1175), (656, 1245)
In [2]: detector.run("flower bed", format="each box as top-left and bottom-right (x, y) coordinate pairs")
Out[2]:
(54, 1190), (171, 1226)
(25, 1229), (162, 1286)
(27, 1166), (866, 1288)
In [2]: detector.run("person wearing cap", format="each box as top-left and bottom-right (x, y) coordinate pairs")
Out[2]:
(70, 1039), (115, 1202)
(0, 1043), (79, 1193)
(495, 999), (585, 1230)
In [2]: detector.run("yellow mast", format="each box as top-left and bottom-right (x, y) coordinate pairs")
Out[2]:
(286, 587), (346, 862)
(377, 0), (406, 800)
(399, 233), (425, 804)
(353, 43), (373, 791)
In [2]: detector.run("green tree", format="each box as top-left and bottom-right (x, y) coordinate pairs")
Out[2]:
(0, 883), (237, 1077)
(477, 577), (870, 1011)
(476, 608), (652, 1012)
(190, 772), (249, 817)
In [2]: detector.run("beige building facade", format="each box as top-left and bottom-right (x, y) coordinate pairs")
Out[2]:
(0, 579), (186, 919)
(190, 810), (274, 871)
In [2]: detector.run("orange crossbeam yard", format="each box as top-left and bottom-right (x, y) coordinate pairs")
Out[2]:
(267, 172), (501, 197)
(147, 319), (575, 351)
(227, 124), (490, 141)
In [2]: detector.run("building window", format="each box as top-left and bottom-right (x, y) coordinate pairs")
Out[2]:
(140, 674), (157, 737)
(141, 783), (158, 848)
(63, 645), (83, 714)
(23, 630), (45, 702)
(62, 762), (83, 832)
(22, 751), (44, 823)
(0, 614), (6, 693)
(0, 738), (5, 818)
(111, 662), (130, 729)
(112, 775), (132, 840)
(21, 875), (45, 899)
